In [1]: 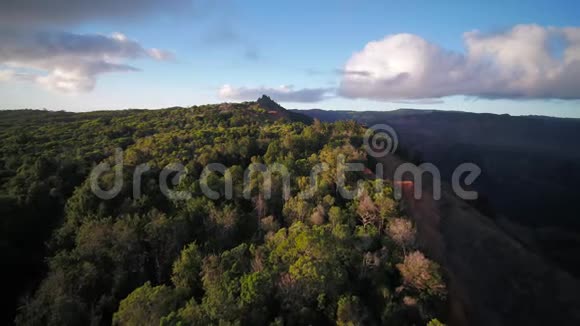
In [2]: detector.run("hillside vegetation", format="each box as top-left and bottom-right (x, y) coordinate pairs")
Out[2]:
(298, 108), (580, 277)
(1, 97), (446, 325)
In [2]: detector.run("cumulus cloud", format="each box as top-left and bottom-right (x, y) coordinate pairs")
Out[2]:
(0, 31), (174, 92)
(339, 24), (580, 100)
(0, 0), (219, 93)
(219, 84), (332, 103)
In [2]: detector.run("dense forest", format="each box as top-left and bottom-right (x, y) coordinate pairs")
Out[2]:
(1, 97), (446, 325)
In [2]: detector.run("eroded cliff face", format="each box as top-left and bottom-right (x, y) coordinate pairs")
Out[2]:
(379, 155), (580, 326)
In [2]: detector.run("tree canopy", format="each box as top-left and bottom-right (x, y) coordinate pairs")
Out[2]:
(1, 101), (447, 325)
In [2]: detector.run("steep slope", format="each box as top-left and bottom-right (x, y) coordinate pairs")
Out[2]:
(379, 155), (580, 326)
(296, 108), (580, 277)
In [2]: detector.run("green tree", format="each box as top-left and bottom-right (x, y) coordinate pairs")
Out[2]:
(113, 282), (180, 326)
(171, 242), (203, 295)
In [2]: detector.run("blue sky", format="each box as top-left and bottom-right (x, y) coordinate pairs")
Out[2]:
(1, 0), (580, 117)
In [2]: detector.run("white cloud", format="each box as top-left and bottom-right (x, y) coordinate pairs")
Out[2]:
(147, 48), (175, 61)
(0, 0), (210, 95)
(219, 84), (332, 103)
(0, 31), (174, 92)
(339, 24), (580, 100)
(0, 70), (15, 82)
(34, 63), (138, 93)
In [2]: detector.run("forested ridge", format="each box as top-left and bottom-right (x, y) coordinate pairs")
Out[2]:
(1, 97), (446, 325)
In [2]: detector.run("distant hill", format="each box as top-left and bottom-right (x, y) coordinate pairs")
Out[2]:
(296, 109), (580, 158)
(295, 108), (580, 277)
